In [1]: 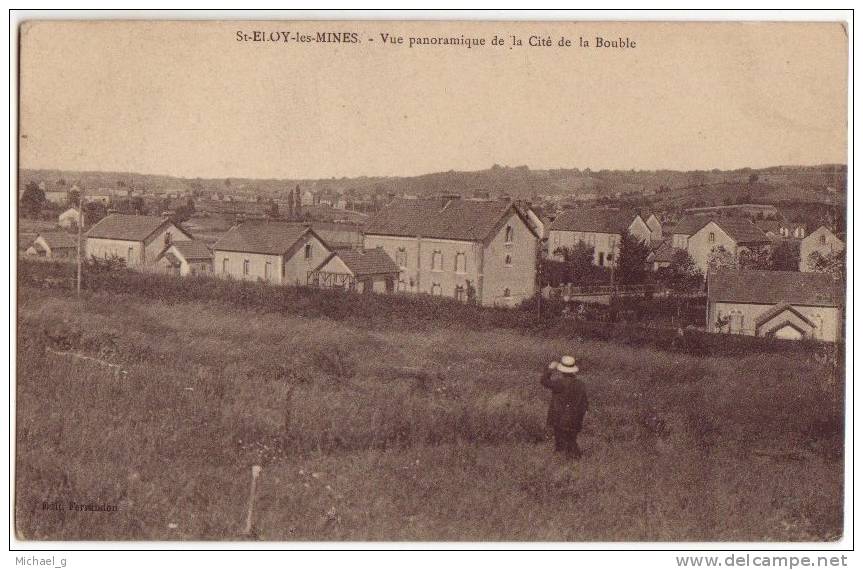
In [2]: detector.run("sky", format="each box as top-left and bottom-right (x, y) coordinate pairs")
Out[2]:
(18, 20), (848, 180)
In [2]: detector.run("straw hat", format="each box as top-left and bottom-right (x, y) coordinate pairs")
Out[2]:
(557, 355), (579, 374)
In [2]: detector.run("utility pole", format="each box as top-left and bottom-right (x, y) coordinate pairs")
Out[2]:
(76, 186), (84, 298)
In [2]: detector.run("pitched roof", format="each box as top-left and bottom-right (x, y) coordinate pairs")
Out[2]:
(86, 214), (179, 242)
(37, 231), (77, 249)
(707, 218), (770, 244)
(755, 220), (781, 234)
(754, 302), (815, 329)
(548, 209), (639, 234)
(652, 240), (680, 263)
(171, 240), (213, 261)
(708, 269), (843, 307)
(670, 215), (714, 236)
(212, 222), (319, 255)
(320, 248), (400, 277)
(161, 252), (181, 267)
(364, 198), (524, 241)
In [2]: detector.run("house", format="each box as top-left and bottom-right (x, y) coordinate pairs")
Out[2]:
(547, 210), (652, 267)
(649, 239), (677, 271)
(643, 213), (663, 241)
(707, 269), (843, 341)
(85, 214), (193, 268)
(25, 231), (77, 259)
(301, 189), (316, 206)
(669, 215), (713, 250)
(58, 207), (84, 229)
(86, 191), (112, 206)
(685, 217), (770, 273)
(308, 247), (400, 293)
(212, 221), (331, 285)
(155, 240), (213, 276)
(43, 190), (69, 205)
(363, 197), (539, 306)
(800, 226), (845, 272)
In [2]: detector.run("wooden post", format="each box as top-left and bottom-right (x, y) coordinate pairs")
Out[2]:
(242, 465), (262, 536)
(76, 187), (85, 297)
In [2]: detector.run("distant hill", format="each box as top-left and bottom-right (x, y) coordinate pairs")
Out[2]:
(18, 163), (846, 207)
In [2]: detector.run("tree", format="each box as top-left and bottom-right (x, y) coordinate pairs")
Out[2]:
(21, 181), (45, 217)
(806, 250), (845, 279)
(267, 200), (279, 218)
(658, 249), (703, 292)
(67, 188), (80, 208)
(83, 201), (107, 225)
(707, 245), (738, 273)
(770, 240), (800, 271)
(749, 173), (759, 184)
(224, 178), (232, 188)
(614, 233), (651, 285)
(294, 185), (302, 218)
(131, 196), (147, 215)
(554, 242), (595, 279)
(738, 245), (772, 270)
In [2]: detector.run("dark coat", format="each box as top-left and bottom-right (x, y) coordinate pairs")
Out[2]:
(541, 368), (588, 432)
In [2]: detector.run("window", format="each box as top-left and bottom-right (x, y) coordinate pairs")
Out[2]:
(708, 232), (715, 243)
(729, 311), (743, 334)
(503, 288), (511, 298)
(820, 235), (827, 245)
(243, 259), (250, 276)
(431, 250), (443, 271)
(455, 285), (465, 301)
(607, 253), (614, 263)
(504, 225), (514, 243)
(396, 247), (408, 267)
(264, 261), (272, 281)
(598, 252), (605, 266)
(222, 258), (229, 274)
(164, 231), (173, 245)
(305, 243), (312, 259)
(455, 252), (466, 273)
(608, 235), (616, 248)
(505, 253), (512, 267)
(431, 283), (442, 296)
(127, 246), (134, 262)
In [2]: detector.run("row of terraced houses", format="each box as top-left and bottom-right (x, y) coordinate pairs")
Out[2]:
(25, 197), (844, 341)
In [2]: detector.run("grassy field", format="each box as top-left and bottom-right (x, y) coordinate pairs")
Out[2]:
(15, 285), (844, 541)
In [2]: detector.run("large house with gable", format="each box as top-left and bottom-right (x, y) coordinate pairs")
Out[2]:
(667, 215), (770, 273)
(547, 210), (653, 267)
(212, 221), (331, 285)
(707, 269), (843, 342)
(85, 214), (192, 269)
(363, 197), (539, 306)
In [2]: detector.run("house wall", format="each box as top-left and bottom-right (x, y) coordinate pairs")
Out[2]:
(364, 211), (536, 306)
(142, 223), (192, 265)
(86, 237), (144, 267)
(687, 222), (737, 273)
(34, 236), (75, 259)
(213, 250), (283, 283)
(548, 217), (651, 267)
(481, 211), (537, 306)
(646, 216), (662, 240)
(363, 234), (483, 300)
(283, 234), (330, 286)
(799, 227), (844, 272)
(58, 209), (82, 228)
(708, 301), (840, 342)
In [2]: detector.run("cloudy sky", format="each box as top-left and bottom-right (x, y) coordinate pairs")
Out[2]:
(19, 20), (848, 179)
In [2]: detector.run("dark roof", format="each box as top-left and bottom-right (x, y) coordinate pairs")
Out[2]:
(652, 240), (680, 263)
(212, 222), (319, 255)
(548, 209), (638, 234)
(37, 231), (77, 249)
(708, 269), (843, 307)
(709, 218), (770, 244)
(320, 248), (400, 276)
(171, 240), (212, 261)
(364, 198), (524, 242)
(86, 214), (180, 242)
(755, 220), (781, 234)
(670, 215), (714, 236)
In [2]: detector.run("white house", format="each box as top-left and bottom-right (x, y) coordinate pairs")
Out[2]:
(85, 214), (193, 268)
(212, 221), (331, 285)
(707, 269), (843, 342)
(686, 218), (770, 273)
(800, 226), (844, 272)
(155, 240), (213, 276)
(25, 231), (77, 259)
(58, 207), (84, 229)
(547, 209), (652, 267)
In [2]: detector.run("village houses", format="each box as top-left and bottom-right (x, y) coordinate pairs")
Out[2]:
(707, 269), (843, 342)
(85, 214), (193, 268)
(668, 215), (770, 273)
(212, 221), (331, 285)
(25, 231), (77, 259)
(308, 247), (401, 293)
(155, 240), (214, 276)
(799, 226), (845, 272)
(547, 210), (653, 267)
(363, 197), (539, 306)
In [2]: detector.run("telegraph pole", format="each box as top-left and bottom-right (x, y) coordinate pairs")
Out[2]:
(76, 186), (84, 297)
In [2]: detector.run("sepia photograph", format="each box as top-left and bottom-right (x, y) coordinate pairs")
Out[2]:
(10, 11), (852, 549)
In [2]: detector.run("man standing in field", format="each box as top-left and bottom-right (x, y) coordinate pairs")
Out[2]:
(541, 355), (588, 459)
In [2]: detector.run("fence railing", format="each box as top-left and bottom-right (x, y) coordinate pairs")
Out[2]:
(542, 283), (657, 299)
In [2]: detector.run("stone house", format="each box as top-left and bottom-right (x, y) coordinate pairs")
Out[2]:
(85, 214), (192, 268)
